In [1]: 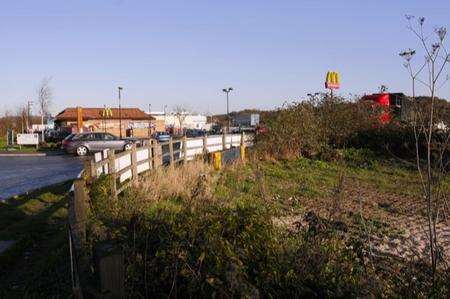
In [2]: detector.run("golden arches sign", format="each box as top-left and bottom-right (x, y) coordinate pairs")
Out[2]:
(102, 107), (113, 118)
(325, 71), (340, 89)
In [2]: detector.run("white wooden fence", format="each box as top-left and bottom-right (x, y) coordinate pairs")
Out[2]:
(85, 133), (253, 195)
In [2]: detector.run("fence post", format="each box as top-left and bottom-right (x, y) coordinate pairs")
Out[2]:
(202, 135), (208, 156)
(154, 142), (163, 169)
(108, 150), (117, 200)
(90, 159), (96, 179)
(240, 131), (246, 162)
(240, 132), (246, 163)
(148, 139), (154, 170)
(94, 243), (125, 298)
(70, 179), (88, 254)
(169, 137), (174, 167)
(222, 131), (226, 150)
(69, 179), (89, 297)
(83, 160), (91, 182)
(182, 135), (187, 164)
(131, 144), (138, 183)
(102, 149), (109, 174)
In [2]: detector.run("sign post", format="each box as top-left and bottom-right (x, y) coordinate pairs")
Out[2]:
(17, 133), (39, 150)
(6, 129), (14, 148)
(325, 71), (340, 99)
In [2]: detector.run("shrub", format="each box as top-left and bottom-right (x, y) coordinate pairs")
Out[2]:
(256, 94), (374, 160)
(256, 100), (326, 159)
(255, 94), (446, 163)
(89, 174), (117, 221)
(120, 196), (370, 298)
(348, 124), (418, 159)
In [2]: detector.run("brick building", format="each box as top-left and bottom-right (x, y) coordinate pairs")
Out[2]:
(55, 107), (156, 138)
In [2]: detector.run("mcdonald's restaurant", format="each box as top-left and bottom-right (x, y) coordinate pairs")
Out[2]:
(55, 107), (163, 138)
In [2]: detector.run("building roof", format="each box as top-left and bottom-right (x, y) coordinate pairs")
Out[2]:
(55, 107), (154, 121)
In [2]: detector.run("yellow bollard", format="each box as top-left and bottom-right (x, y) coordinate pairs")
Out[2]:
(213, 152), (222, 170)
(240, 145), (246, 163)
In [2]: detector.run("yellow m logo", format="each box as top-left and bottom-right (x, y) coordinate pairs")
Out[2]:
(102, 107), (113, 118)
(325, 71), (340, 89)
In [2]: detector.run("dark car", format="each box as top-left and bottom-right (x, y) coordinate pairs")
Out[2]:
(44, 129), (71, 143)
(185, 129), (207, 138)
(153, 131), (171, 143)
(62, 132), (137, 156)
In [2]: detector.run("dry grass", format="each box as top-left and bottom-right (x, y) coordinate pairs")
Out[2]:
(89, 159), (218, 237)
(135, 159), (215, 202)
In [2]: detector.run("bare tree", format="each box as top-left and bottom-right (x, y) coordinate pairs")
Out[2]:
(173, 105), (190, 134)
(16, 104), (28, 133)
(37, 77), (53, 132)
(400, 15), (450, 280)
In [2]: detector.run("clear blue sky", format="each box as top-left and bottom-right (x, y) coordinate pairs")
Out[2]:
(1, 0), (450, 115)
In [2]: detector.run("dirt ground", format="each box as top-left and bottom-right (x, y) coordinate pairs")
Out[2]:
(274, 177), (450, 267)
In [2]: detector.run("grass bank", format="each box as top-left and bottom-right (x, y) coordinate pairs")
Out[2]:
(0, 181), (72, 298)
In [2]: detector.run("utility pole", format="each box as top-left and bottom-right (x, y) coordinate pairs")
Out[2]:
(118, 86), (123, 139)
(27, 100), (33, 133)
(222, 87), (233, 133)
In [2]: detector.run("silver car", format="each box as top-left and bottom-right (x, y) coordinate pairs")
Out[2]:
(62, 132), (136, 156)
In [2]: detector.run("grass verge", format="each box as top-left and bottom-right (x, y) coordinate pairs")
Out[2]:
(0, 181), (72, 298)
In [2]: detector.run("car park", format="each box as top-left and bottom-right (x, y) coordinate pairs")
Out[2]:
(62, 132), (138, 156)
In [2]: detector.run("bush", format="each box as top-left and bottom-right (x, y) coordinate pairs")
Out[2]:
(255, 100), (326, 159)
(348, 124), (418, 159)
(119, 196), (370, 298)
(255, 94), (446, 163)
(256, 95), (374, 159)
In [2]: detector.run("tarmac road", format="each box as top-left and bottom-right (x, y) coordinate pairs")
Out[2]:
(0, 155), (84, 200)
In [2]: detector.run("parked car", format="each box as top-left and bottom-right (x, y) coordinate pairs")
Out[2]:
(62, 132), (137, 156)
(153, 131), (171, 143)
(185, 129), (207, 138)
(44, 129), (71, 143)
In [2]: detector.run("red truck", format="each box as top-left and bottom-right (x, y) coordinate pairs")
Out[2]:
(361, 93), (406, 124)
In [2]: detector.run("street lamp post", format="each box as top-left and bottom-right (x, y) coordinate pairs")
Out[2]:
(118, 86), (123, 139)
(27, 100), (33, 133)
(222, 87), (233, 133)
